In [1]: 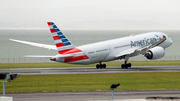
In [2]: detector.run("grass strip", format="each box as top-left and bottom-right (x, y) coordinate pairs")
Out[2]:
(0, 72), (180, 93)
(0, 61), (180, 69)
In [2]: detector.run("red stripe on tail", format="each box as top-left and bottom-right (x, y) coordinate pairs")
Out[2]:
(64, 55), (89, 63)
(58, 48), (73, 54)
(47, 22), (52, 26)
(62, 48), (82, 55)
(50, 29), (56, 33)
(56, 43), (65, 47)
(58, 48), (82, 55)
(53, 36), (60, 40)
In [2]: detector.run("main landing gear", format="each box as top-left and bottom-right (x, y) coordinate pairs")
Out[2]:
(121, 55), (131, 69)
(121, 61), (131, 69)
(96, 62), (106, 69)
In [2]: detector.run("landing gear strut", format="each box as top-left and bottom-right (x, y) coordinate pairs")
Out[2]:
(96, 62), (106, 69)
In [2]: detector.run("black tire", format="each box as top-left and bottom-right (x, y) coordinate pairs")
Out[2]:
(128, 63), (131, 67)
(121, 64), (125, 69)
(103, 64), (106, 68)
(125, 65), (128, 69)
(96, 64), (100, 69)
(100, 64), (103, 69)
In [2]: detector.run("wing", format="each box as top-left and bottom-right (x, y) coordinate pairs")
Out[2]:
(9, 39), (57, 50)
(115, 35), (166, 58)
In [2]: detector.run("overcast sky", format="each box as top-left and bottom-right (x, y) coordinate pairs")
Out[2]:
(0, 0), (180, 29)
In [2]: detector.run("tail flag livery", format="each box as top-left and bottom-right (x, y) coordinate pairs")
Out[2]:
(47, 22), (82, 55)
(47, 22), (89, 63)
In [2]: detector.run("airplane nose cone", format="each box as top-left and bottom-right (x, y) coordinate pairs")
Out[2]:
(165, 37), (173, 48)
(160, 36), (173, 48)
(168, 38), (173, 46)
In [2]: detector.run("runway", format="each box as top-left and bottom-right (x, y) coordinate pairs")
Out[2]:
(0, 65), (180, 75)
(4, 90), (180, 101)
(1, 66), (180, 101)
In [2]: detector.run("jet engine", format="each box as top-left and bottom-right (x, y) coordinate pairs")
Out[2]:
(144, 46), (165, 60)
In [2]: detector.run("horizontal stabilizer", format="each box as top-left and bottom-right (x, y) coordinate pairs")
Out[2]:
(9, 38), (57, 50)
(25, 54), (75, 58)
(24, 55), (54, 58)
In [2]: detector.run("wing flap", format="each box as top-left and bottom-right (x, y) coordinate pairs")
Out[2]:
(24, 55), (54, 58)
(115, 48), (136, 58)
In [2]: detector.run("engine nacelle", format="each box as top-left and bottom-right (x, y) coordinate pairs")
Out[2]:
(144, 46), (165, 60)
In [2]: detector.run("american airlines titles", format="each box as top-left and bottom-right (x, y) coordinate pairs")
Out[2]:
(131, 38), (157, 47)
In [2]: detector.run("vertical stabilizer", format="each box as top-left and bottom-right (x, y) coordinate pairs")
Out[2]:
(47, 22), (82, 55)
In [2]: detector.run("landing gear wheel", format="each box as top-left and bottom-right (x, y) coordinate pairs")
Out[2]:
(121, 63), (131, 69)
(102, 64), (106, 68)
(96, 63), (106, 69)
(127, 63), (131, 68)
(121, 64), (125, 69)
(96, 64), (100, 69)
(100, 64), (103, 69)
(125, 65), (128, 69)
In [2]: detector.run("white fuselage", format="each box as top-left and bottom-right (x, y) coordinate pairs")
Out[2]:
(57, 32), (172, 64)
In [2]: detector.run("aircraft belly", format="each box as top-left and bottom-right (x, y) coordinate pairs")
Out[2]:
(66, 59), (91, 65)
(89, 52), (110, 64)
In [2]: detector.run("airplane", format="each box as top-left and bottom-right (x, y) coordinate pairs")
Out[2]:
(9, 22), (173, 69)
